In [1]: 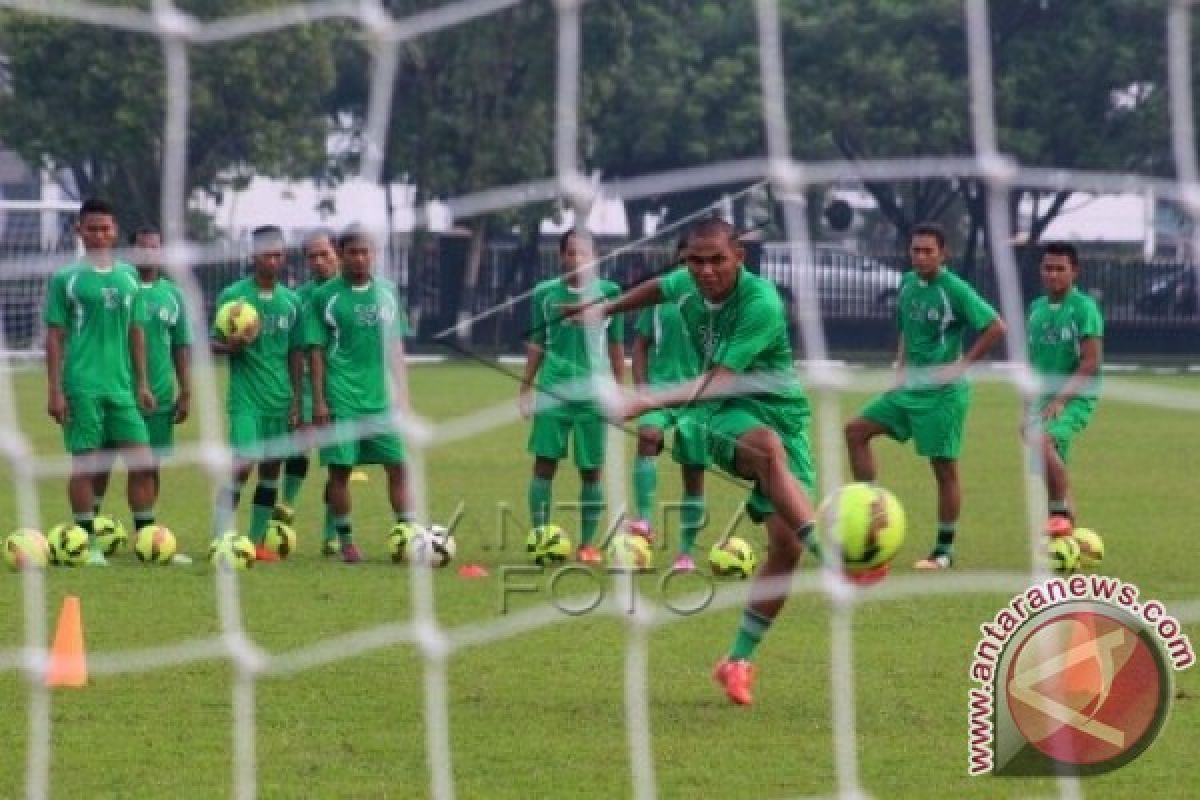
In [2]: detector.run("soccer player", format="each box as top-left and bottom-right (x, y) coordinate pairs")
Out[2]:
(274, 230), (341, 555)
(307, 226), (413, 564)
(629, 239), (707, 571)
(519, 230), (625, 564)
(210, 226), (305, 562)
(1024, 242), (1103, 535)
(566, 218), (819, 706)
(844, 223), (1006, 570)
(43, 198), (158, 566)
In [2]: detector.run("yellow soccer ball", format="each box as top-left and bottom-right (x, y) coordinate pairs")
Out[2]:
(209, 533), (255, 570)
(215, 300), (261, 343)
(5, 528), (50, 571)
(606, 533), (653, 571)
(709, 536), (758, 579)
(135, 525), (177, 565)
(1073, 528), (1105, 569)
(264, 521), (297, 559)
(819, 483), (907, 573)
(48, 524), (90, 566)
(1046, 535), (1082, 575)
(93, 515), (128, 557)
(526, 524), (573, 566)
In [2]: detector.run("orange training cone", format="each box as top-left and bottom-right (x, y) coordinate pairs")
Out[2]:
(45, 595), (87, 688)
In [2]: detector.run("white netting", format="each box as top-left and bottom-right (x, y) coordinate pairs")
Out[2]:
(1, 1), (1199, 799)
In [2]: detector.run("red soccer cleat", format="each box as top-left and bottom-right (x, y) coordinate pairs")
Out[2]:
(1045, 516), (1074, 538)
(576, 544), (603, 565)
(844, 563), (890, 587)
(253, 545), (280, 563)
(713, 657), (757, 706)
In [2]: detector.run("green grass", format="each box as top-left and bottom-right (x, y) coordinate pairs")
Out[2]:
(1, 363), (1197, 799)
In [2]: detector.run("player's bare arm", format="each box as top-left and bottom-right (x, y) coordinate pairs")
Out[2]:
(608, 341), (626, 385)
(1042, 336), (1102, 420)
(631, 334), (650, 388)
(388, 338), (411, 415)
(287, 348), (304, 428)
(130, 324), (156, 412)
(518, 342), (544, 419)
(45, 325), (68, 424)
(309, 346), (330, 426)
(172, 344), (191, 423)
(935, 317), (1007, 386)
(561, 277), (665, 321)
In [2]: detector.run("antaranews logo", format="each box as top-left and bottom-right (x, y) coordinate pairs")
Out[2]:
(967, 574), (1194, 777)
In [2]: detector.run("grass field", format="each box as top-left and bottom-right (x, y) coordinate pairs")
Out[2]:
(0, 362), (1197, 799)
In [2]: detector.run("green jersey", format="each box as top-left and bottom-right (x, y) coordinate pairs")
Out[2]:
(1027, 287), (1104, 402)
(42, 260), (144, 400)
(212, 277), (303, 414)
(896, 266), (998, 389)
(136, 277), (192, 408)
(305, 275), (408, 415)
(658, 266), (809, 419)
(529, 277), (624, 394)
(636, 300), (701, 387)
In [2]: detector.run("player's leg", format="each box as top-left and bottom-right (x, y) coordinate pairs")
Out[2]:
(672, 412), (709, 569)
(91, 447), (116, 514)
(574, 406), (607, 564)
(910, 387), (968, 569)
(714, 421), (817, 705)
(277, 452), (309, 523)
(61, 394), (104, 561)
(325, 464), (355, 561)
(215, 412), (261, 539)
(249, 458), (283, 562)
(362, 430), (411, 565)
(630, 413), (668, 536)
(1035, 399), (1093, 535)
(845, 391), (913, 482)
(527, 403), (568, 529)
(106, 402), (155, 563)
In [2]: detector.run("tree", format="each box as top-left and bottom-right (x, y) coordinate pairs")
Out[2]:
(0, 0), (338, 234)
(781, 0), (1165, 261)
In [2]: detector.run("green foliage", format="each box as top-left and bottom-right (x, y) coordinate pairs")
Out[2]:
(0, 0), (337, 231)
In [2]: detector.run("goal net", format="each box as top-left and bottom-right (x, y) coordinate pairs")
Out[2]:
(0, 1), (1197, 799)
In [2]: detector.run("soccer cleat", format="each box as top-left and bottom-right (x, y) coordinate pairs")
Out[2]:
(1045, 515), (1074, 538)
(671, 553), (697, 572)
(85, 550), (109, 567)
(272, 503), (295, 524)
(253, 545), (280, 563)
(713, 657), (756, 706)
(914, 552), (953, 570)
(626, 519), (654, 543)
(320, 539), (340, 557)
(576, 544), (603, 565)
(340, 542), (363, 564)
(350, 469), (369, 483)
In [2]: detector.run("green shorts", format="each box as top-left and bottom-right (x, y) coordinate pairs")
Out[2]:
(528, 401), (606, 470)
(1031, 397), (1096, 463)
(64, 394), (148, 454)
(320, 413), (406, 467)
(860, 385), (969, 460)
(706, 399), (815, 522)
(637, 408), (709, 467)
(142, 410), (176, 454)
(228, 412), (293, 462)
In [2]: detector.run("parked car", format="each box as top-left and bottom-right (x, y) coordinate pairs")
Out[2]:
(1134, 266), (1199, 317)
(760, 244), (904, 314)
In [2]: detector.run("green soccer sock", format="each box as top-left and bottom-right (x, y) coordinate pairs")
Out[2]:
(632, 457), (657, 522)
(321, 505), (337, 543)
(528, 477), (553, 528)
(334, 515), (353, 546)
(680, 494), (705, 556)
(934, 522), (956, 557)
(283, 455), (308, 505)
(133, 510), (155, 533)
(796, 521), (823, 565)
(579, 482), (604, 546)
(249, 480), (279, 544)
(729, 608), (773, 661)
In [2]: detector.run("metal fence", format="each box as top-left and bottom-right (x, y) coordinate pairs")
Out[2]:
(5, 237), (1200, 359)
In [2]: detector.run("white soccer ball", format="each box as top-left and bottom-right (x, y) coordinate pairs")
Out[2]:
(406, 525), (456, 568)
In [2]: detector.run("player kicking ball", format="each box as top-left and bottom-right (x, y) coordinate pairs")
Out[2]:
(43, 199), (161, 565)
(844, 223), (1006, 570)
(306, 227), (414, 563)
(519, 230), (625, 564)
(210, 226), (305, 562)
(1024, 242), (1103, 536)
(274, 230), (342, 555)
(567, 218), (817, 706)
(629, 239), (707, 571)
